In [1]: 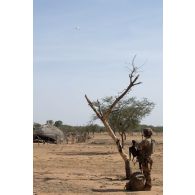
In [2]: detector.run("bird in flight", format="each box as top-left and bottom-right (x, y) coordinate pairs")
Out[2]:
(74, 26), (80, 30)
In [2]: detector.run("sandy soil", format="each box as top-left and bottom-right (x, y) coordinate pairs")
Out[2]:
(33, 133), (163, 195)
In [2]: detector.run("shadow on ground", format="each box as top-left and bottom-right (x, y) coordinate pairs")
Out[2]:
(92, 188), (125, 193)
(54, 151), (117, 156)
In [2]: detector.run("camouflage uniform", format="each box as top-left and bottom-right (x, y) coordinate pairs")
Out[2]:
(137, 128), (154, 191)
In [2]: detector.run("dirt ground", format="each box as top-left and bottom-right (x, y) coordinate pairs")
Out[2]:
(33, 133), (163, 195)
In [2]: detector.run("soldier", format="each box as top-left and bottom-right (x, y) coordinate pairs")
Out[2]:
(137, 128), (155, 191)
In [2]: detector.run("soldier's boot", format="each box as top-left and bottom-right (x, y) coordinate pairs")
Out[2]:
(144, 184), (152, 191)
(143, 166), (152, 191)
(144, 175), (152, 191)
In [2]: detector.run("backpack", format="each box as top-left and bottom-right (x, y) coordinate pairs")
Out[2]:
(137, 139), (155, 163)
(125, 172), (146, 191)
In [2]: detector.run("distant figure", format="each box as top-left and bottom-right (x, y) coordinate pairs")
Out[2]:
(129, 140), (142, 170)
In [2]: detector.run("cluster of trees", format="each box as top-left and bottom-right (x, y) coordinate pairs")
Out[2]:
(33, 95), (162, 137)
(33, 120), (163, 135)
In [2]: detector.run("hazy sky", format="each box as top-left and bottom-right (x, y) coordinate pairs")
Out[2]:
(33, 0), (162, 126)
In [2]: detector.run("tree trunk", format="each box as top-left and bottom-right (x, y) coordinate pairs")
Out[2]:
(125, 159), (131, 179)
(102, 120), (132, 178)
(121, 134), (124, 148)
(119, 132), (124, 148)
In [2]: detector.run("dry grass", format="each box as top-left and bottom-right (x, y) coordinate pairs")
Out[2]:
(33, 133), (163, 195)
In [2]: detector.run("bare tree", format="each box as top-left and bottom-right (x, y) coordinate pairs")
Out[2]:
(85, 60), (142, 179)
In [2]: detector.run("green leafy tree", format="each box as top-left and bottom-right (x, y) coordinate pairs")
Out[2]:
(54, 120), (63, 128)
(33, 122), (41, 130)
(46, 120), (54, 125)
(85, 124), (103, 135)
(92, 96), (154, 147)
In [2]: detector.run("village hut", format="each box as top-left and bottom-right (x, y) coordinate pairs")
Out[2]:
(33, 124), (64, 144)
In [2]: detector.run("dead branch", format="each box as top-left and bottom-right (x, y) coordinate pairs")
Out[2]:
(103, 66), (142, 120)
(85, 62), (142, 123)
(97, 99), (103, 117)
(85, 95), (103, 121)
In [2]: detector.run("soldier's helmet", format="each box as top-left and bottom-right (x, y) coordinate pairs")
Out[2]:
(143, 128), (153, 138)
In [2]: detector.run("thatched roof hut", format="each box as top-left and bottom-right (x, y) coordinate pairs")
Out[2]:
(33, 124), (64, 144)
